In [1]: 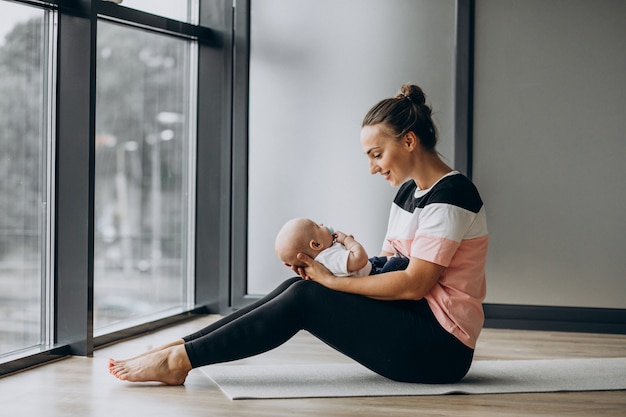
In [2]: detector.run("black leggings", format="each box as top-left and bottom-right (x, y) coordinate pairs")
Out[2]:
(183, 277), (473, 383)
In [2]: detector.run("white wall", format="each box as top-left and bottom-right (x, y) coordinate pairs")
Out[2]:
(247, 0), (457, 294)
(473, 0), (626, 308)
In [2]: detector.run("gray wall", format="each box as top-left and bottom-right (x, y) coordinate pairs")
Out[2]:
(247, 0), (457, 294)
(246, 0), (626, 309)
(473, 0), (626, 308)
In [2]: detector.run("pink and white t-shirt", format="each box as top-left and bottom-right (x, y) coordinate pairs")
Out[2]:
(382, 171), (488, 349)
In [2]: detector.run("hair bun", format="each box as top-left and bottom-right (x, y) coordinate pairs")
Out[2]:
(398, 84), (426, 107)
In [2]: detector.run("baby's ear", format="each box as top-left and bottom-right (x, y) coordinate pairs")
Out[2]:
(309, 240), (322, 250)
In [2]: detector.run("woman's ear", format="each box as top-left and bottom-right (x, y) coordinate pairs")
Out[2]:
(404, 131), (419, 151)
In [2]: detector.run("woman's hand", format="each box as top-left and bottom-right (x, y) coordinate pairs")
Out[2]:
(294, 252), (336, 287)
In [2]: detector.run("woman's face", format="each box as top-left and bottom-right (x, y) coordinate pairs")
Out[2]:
(360, 124), (412, 187)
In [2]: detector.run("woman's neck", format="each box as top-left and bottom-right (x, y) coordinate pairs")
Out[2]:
(412, 152), (453, 190)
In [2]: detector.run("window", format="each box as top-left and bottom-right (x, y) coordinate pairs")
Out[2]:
(0, 2), (54, 357)
(0, 0), (228, 377)
(94, 21), (196, 333)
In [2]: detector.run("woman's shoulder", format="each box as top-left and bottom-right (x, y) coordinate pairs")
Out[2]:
(429, 173), (483, 213)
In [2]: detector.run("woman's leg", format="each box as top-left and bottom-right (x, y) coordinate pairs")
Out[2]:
(184, 279), (473, 383)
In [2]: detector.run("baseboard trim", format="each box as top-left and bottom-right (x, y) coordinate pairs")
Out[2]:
(483, 303), (626, 334)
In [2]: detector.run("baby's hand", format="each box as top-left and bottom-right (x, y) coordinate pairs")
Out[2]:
(334, 231), (354, 244)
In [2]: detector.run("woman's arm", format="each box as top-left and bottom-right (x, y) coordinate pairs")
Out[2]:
(295, 253), (444, 301)
(334, 231), (369, 273)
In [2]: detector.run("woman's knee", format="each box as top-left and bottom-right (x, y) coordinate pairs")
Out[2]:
(280, 279), (324, 307)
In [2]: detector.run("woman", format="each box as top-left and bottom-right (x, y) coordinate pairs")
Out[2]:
(109, 84), (488, 385)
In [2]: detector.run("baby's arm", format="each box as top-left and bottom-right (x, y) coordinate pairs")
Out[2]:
(334, 231), (370, 273)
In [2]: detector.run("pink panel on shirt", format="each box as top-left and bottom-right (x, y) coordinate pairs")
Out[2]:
(411, 234), (460, 267)
(382, 239), (412, 257)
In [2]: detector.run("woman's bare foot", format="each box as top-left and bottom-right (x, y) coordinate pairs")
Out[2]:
(110, 339), (185, 363)
(109, 345), (192, 385)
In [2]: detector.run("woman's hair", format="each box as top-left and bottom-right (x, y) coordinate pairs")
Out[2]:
(361, 84), (438, 152)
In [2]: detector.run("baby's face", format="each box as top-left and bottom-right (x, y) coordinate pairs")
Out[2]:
(311, 222), (335, 248)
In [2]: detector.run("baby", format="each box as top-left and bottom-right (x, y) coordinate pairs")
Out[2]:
(274, 217), (372, 277)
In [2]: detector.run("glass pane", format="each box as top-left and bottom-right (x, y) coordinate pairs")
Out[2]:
(95, 21), (194, 332)
(0, 3), (49, 355)
(109, 0), (196, 24)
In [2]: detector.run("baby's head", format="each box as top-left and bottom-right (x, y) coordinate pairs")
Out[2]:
(275, 217), (335, 267)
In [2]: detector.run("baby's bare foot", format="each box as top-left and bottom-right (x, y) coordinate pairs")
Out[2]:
(109, 345), (191, 385)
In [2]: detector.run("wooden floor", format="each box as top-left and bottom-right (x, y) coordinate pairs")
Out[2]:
(1, 314), (625, 417)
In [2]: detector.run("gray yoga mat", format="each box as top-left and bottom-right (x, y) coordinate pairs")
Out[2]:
(201, 357), (626, 400)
